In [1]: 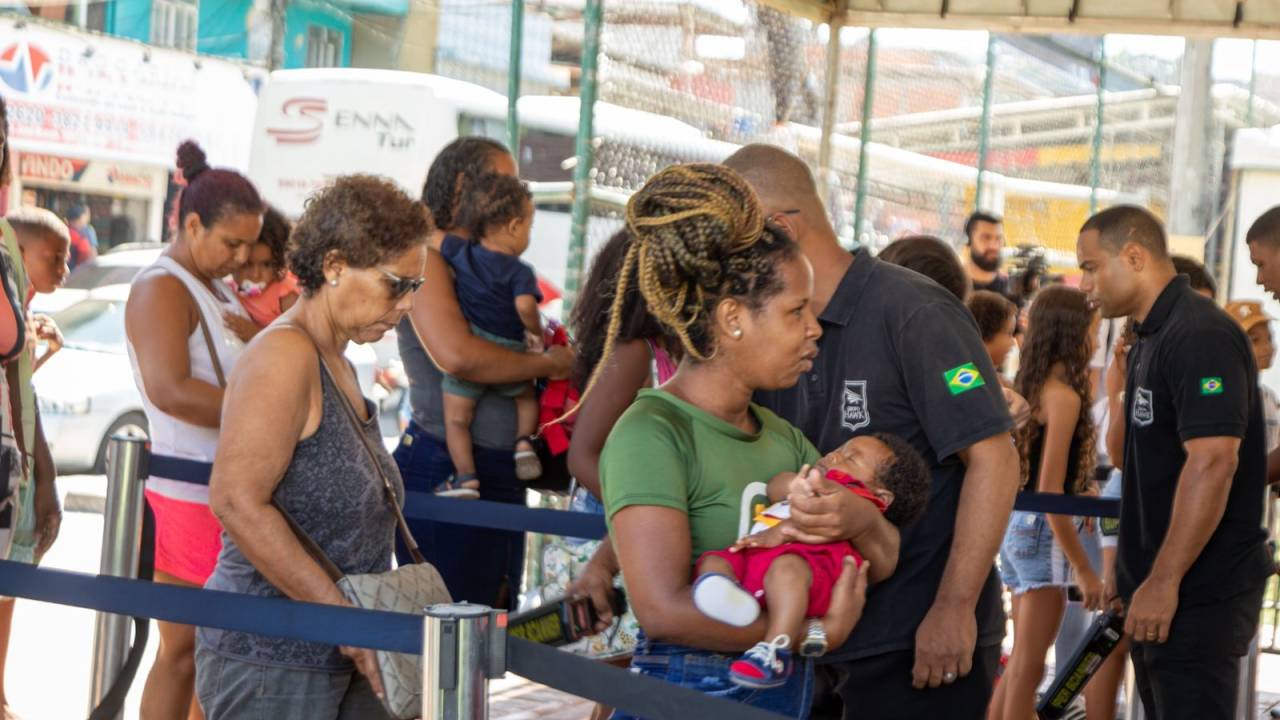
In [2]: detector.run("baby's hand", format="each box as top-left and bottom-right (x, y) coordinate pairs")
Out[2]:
(788, 466), (838, 499)
(223, 312), (260, 344)
(731, 522), (789, 552)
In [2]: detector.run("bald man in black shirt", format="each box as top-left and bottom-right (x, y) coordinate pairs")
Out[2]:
(727, 145), (1020, 720)
(1077, 206), (1270, 720)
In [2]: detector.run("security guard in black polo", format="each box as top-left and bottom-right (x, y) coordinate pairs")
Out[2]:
(1077, 205), (1270, 720)
(727, 144), (1020, 720)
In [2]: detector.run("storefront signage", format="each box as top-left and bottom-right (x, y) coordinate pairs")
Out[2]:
(18, 151), (157, 194)
(0, 19), (262, 170)
(18, 152), (87, 183)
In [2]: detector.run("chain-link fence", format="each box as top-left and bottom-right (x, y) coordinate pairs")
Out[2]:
(405, 0), (1277, 289)
(397, 0), (1280, 645)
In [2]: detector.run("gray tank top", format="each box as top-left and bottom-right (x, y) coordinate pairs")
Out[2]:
(199, 362), (402, 670)
(398, 316), (517, 449)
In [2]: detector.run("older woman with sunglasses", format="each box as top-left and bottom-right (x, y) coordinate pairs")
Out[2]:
(197, 175), (430, 719)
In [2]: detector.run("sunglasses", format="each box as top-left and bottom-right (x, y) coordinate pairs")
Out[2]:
(377, 267), (426, 298)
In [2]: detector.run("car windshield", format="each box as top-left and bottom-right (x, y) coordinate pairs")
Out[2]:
(63, 262), (145, 290)
(52, 300), (127, 353)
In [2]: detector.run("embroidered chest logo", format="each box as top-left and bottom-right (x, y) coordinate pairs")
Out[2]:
(943, 362), (985, 396)
(1133, 387), (1155, 427)
(841, 380), (870, 432)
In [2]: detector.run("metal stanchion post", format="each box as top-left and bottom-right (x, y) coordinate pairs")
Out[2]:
(88, 434), (148, 718)
(423, 603), (508, 720)
(1239, 637), (1259, 720)
(1124, 655), (1145, 720)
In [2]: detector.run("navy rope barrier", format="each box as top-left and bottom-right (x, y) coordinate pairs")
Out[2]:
(148, 453), (1119, 541)
(508, 636), (792, 720)
(148, 453), (608, 539)
(401, 493), (607, 539)
(0, 561), (422, 654)
(1013, 492), (1120, 518)
(0, 561), (788, 719)
(27, 453), (1121, 720)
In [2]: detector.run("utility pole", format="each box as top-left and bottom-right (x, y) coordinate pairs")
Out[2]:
(1168, 39), (1215, 237)
(269, 0), (287, 70)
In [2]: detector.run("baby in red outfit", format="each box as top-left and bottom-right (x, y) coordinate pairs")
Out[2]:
(694, 433), (930, 688)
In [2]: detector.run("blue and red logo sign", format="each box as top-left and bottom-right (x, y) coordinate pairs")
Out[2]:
(0, 41), (55, 95)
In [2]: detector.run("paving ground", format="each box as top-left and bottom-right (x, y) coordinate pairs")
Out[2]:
(6, 475), (1280, 719)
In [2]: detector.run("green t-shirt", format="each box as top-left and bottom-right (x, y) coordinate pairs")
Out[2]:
(601, 389), (820, 566)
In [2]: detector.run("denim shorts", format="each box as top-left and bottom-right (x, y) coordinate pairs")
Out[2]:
(610, 632), (814, 719)
(440, 325), (529, 400)
(999, 510), (1070, 594)
(1099, 468), (1123, 550)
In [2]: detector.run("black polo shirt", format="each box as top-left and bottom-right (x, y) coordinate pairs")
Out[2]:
(1118, 275), (1271, 604)
(756, 248), (1014, 662)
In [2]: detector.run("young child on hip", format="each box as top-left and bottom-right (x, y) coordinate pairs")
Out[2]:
(225, 206), (298, 341)
(694, 433), (930, 689)
(438, 172), (544, 498)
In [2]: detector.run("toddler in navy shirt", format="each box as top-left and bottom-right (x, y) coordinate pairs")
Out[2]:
(438, 172), (544, 497)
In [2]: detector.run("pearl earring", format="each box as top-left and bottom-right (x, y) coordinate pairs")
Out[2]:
(329, 278), (339, 287)
(732, 328), (742, 338)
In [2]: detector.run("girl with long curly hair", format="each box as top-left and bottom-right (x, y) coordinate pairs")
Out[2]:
(987, 285), (1100, 720)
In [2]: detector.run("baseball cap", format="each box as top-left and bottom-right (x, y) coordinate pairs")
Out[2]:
(1224, 300), (1275, 333)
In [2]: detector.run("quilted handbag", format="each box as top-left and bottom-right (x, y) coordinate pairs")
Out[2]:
(336, 563), (450, 718)
(275, 357), (452, 720)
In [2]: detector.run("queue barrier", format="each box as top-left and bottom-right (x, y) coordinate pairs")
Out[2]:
(56, 440), (1129, 719)
(149, 450), (1121, 539)
(0, 560), (795, 720)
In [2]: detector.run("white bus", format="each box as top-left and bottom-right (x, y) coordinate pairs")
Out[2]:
(249, 68), (1140, 292)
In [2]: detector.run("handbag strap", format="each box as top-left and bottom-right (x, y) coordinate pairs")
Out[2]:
(193, 315), (347, 582)
(316, 356), (428, 565)
(274, 500), (345, 582)
(193, 304), (227, 388)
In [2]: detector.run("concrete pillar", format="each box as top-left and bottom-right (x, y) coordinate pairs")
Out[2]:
(1168, 39), (1215, 236)
(395, 4), (440, 74)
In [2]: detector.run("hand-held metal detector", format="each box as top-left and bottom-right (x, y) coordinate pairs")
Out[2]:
(507, 589), (628, 646)
(1036, 609), (1126, 720)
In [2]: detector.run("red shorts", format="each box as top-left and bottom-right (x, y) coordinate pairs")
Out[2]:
(698, 541), (863, 617)
(145, 490), (223, 585)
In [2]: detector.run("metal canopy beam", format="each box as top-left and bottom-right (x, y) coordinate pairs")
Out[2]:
(840, 12), (1280, 39)
(755, 0), (1280, 40)
(756, 0), (837, 23)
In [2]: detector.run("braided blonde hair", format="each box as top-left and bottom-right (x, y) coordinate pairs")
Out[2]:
(574, 163), (798, 407)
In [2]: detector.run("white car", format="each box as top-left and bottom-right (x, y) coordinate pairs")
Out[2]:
(30, 245), (163, 316)
(36, 284), (378, 474)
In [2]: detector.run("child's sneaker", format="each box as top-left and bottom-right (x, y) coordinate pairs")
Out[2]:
(729, 635), (793, 689)
(435, 473), (480, 499)
(514, 436), (542, 482)
(692, 572), (760, 627)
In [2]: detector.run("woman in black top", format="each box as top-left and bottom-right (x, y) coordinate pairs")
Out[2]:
(988, 286), (1101, 720)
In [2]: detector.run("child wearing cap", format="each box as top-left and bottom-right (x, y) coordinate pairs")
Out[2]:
(1225, 300), (1280, 452)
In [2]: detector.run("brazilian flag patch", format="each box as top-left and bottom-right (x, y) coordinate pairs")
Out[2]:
(944, 363), (986, 396)
(1200, 377), (1224, 396)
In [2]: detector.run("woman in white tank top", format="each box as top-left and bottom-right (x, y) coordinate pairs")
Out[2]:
(124, 141), (263, 720)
